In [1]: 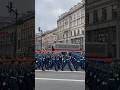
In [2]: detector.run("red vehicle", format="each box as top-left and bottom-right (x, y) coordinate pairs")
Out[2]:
(36, 43), (84, 54)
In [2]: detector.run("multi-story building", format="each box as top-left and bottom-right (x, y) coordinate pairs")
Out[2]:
(0, 17), (18, 58)
(35, 33), (42, 50)
(57, 1), (85, 51)
(0, 12), (35, 58)
(86, 0), (120, 61)
(0, 24), (15, 58)
(17, 11), (35, 57)
(42, 28), (57, 50)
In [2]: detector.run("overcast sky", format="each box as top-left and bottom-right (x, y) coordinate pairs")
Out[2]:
(35, 0), (81, 33)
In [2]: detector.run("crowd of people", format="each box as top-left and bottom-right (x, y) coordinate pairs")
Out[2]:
(86, 61), (120, 90)
(35, 52), (85, 71)
(0, 62), (34, 90)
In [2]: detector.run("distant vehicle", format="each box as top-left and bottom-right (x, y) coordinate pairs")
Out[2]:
(49, 43), (82, 50)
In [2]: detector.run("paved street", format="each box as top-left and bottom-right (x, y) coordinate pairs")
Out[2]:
(35, 70), (85, 90)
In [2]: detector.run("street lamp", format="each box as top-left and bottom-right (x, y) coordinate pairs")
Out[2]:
(6, 1), (18, 58)
(38, 27), (43, 50)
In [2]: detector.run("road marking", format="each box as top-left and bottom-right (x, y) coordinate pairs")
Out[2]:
(35, 78), (85, 82)
(35, 70), (85, 73)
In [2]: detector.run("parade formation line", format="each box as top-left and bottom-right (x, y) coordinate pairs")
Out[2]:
(35, 78), (85, 82)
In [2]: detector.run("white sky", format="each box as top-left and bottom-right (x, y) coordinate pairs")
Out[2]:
(35, 0), (81, 33)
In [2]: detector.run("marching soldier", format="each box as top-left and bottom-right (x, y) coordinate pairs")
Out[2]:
(61, 54), (73, 71)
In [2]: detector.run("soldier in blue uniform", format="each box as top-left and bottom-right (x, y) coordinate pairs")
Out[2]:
(49, 55), (58, 71)
(57, 55), (63, 70)
(80, 56), (85, 70)
(70, 55), (79, 71)
(61, 54), (73, 71)
(37, 55), (45, 71)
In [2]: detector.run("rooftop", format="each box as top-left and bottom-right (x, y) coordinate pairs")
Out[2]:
(57, 1), (85, 21)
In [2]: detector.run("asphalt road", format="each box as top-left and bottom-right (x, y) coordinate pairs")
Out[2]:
(35, 70), (85, 90)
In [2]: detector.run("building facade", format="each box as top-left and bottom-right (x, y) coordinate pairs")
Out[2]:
(42, 28), (57, 50)
(0, 24), (15, 58)
(57, 2), (85, 51)
(0, 12), (35, 58)
(86, 0), (120, 61)
(35, 33), (42, 50)
(17, 11), (35, 57)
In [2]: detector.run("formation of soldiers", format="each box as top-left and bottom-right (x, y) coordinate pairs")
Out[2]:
(0, 62), (34, 90)
(86, 61), (120, 90)
(35, 52), (85, 71)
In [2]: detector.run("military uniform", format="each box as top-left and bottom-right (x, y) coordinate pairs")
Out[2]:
(61, 55), (73, 71)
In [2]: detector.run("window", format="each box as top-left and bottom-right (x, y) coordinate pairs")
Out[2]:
(81, 8), (85, 17)
(77, 11), (80, 18)
(70, 16), (72, 21)
(86, 31), (92, 42)
(82, 17), (85, 24)
(78, 29), (80, 35)
(95, 30), (109, 42)
(65, 20), (68, 25)
(82, 30), (85, 35)
(93, 10), (98, 23)
(112, 5), (117, 20)
(74, 30), (76, 36)
(102, 8), (107, 21)
(74, 14), (76, 19)
(63, 34), (65, 39)
(77, 18), (80, 25)
(71, 31), (72, 36)
(18, 40), (20, 49)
